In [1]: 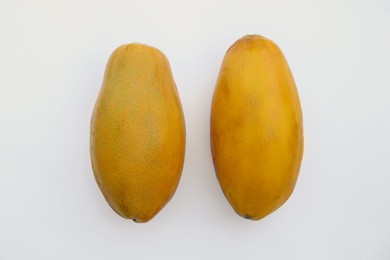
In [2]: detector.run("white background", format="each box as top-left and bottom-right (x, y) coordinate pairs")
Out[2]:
(1, 0), (390, 259)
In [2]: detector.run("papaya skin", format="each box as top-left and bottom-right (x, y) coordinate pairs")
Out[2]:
(210, 35), (303, 220)
(90, 43), (185, 223)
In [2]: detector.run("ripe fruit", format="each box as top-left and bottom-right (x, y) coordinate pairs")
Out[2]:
(210, 35), (303, 220)
(90, 43), (185, 223)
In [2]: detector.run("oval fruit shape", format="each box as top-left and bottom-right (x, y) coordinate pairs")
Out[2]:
(210, 35), (303, 220)
(90, 43), (185, 223)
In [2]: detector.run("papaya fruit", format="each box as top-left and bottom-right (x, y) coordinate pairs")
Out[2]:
(210, 35), (303, 220)
(90, 43), (185, 223)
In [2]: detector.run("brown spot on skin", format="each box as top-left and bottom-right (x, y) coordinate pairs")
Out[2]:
(243, 214), (253, 220)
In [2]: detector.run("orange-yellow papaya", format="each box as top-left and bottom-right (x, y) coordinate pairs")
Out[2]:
(210, 35), (303, 220)
(90, 43), (185, 222)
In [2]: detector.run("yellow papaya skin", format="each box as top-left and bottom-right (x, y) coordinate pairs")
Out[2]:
(210, 35), (303, 220)
(90, 44), (185, 223)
